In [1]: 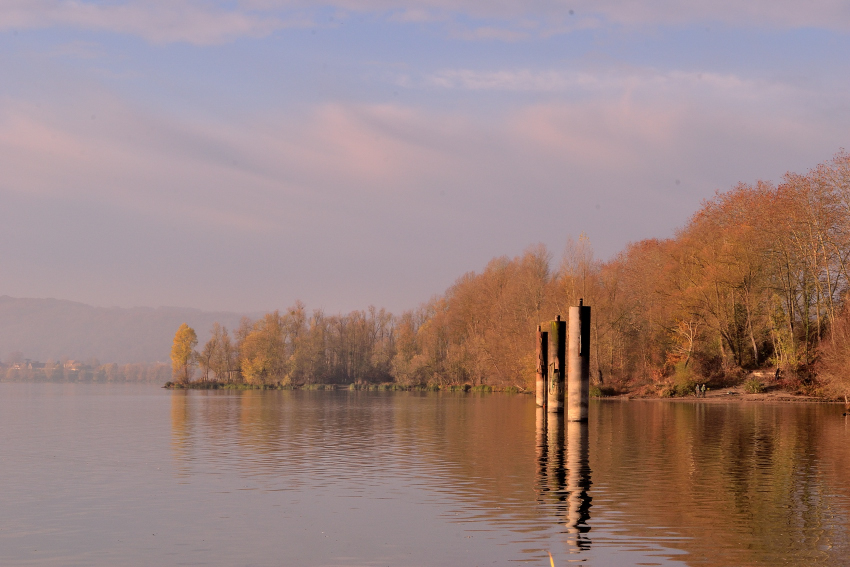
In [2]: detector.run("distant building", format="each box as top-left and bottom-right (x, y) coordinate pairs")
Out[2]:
(64, 360), (86, 371)
(12, 359), (46, 370)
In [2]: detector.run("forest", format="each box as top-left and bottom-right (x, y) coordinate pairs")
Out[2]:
(171, 152), (850, 398)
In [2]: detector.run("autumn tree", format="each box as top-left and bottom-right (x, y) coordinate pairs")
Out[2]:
(391, 310), (421, 385)
(817, 300), (850, 398)
(171, 323), (198, 384)
(197, 323), (238, 383)
(209, 323), (238, 382)
(239, 312), (287, 385)
(197, 333), (215, 382)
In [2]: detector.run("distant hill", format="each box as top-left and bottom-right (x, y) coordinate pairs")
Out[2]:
(0, 296), (250, 364)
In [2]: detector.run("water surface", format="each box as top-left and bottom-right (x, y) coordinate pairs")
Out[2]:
(1, 384), (847, 566)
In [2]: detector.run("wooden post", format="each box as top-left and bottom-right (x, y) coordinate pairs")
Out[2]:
(548, 316), (566, 413)
(536, 325), (548, 408)
(567, 299), (591, 422)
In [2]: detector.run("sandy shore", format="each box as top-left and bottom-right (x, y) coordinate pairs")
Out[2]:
(620, 385), (842, 404)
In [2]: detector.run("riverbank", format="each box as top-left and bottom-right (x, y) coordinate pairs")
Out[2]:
(621, 384), (840, 403)
(164, 380), (847, 404)
(163, 381), (518, 393)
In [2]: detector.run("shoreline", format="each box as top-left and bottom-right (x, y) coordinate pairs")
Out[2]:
(0, 380), (841, 404)
(164, 380), (845, 404)
(614, 385), (840, 404)
(163, 381), (511, 393)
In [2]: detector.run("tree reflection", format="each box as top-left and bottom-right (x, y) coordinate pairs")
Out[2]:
(166, 393), (850, 565)
(170, 390), (192, 477)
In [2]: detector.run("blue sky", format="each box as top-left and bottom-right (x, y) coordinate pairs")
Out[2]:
(1, 1), (849, 313)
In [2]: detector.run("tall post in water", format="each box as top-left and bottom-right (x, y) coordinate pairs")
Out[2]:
(567, 299), (591, 422)
(548, 316), (566, 413)
(536, 325), (549, 408)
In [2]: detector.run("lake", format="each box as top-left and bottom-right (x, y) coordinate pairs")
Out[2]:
(1, 384), (847, 566)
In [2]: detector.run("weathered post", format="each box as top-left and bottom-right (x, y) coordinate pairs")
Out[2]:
(567, 299), (591, 422)
(536, 325), (548, 408)
(548, 316), (566, 413)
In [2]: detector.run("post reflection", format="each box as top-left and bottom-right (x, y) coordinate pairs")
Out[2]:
(547, 411), (566, 498)
(536, 407), (548, 492)
(565, 421), (592, 549)
(535, 408), (565, 507)
(535, 410), (592, 550)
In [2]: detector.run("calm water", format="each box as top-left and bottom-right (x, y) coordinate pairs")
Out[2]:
(1, 384), (848, 566)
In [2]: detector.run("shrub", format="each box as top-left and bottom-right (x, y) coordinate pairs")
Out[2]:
(743, 377), (764, 394)
(590, 385), (618, 397)
(658, 382), (695, 397)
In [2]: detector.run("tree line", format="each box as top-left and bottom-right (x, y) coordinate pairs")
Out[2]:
(3, 358), (171, 384)
(172, 152), (850, 397)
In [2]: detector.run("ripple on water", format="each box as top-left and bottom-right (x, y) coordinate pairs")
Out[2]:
(1, 385), (848, 566)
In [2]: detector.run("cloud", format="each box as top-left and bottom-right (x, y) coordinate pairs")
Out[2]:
(386, 8), (442, 23)
(0, 63), (847, 311)
(0, 93), (467, 236)
(0, 0), (298, 45)
(583, 0), (850, 29)
(449, 26), (529, 42)
(423, 67), (814, 113)
(429, 69), (586, 91)
(49, 39), (108, 59)
(1, 0), (847, 45)
(0, 66), (839, 208)
(256, 0), (850, 30)
(501, 68), (831, 164)
(1, 65), (841, 237)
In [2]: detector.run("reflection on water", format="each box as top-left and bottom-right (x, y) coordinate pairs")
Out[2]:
(565, 421), (591, 548)
(165, 393), (850, 566)
(1, 384), (850, 566)
(536, 411), (593, 552)
(170, 390), (191, 477)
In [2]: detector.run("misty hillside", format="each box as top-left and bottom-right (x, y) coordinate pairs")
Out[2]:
(0, 296), (249, 364)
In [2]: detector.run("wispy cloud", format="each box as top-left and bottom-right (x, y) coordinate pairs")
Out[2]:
(0, 0), (300, 45)
(0, 57), (846, 311)
(449, 26), (529, 42)
(428, 69), (586, 91)
(49, 39), (108, 59)
(423, 67), (805, 102)
(1, 0), (847, 45)
(258, 0), (850, 30)
(386, 8), (443, 23)
(0, 65), (838, 232)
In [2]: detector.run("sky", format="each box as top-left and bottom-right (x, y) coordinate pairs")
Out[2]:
(1, 1), (849, 314)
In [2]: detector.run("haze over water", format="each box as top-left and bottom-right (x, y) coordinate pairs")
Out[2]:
(1, 384), (847, 566)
